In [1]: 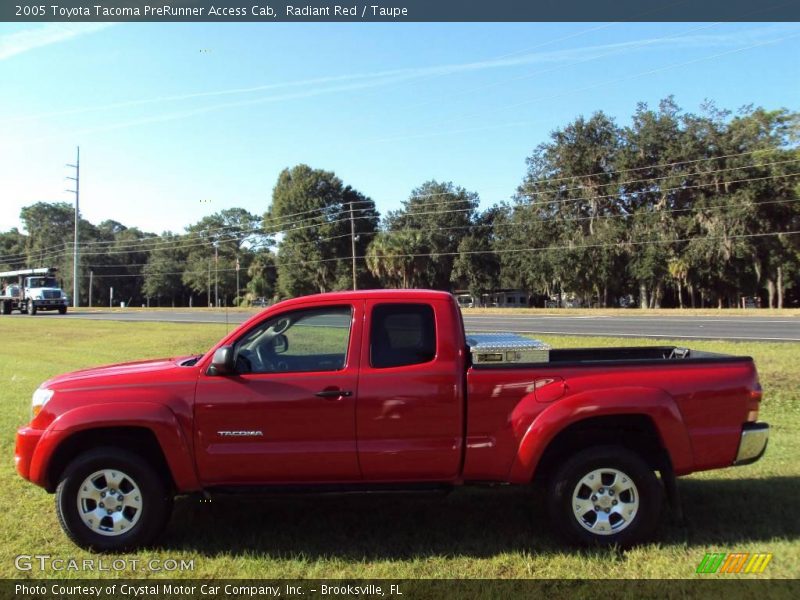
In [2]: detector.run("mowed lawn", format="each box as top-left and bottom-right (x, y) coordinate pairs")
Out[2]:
(0, 317), (798, 579)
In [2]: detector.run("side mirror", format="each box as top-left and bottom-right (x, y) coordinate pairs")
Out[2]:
(273, 334), (288, 354)
(209, 346), (235, 375)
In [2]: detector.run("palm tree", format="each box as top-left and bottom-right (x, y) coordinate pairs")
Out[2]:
(366, 231), (428, 288)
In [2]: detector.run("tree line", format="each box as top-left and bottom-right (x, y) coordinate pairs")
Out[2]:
(1, 98), (798, 308)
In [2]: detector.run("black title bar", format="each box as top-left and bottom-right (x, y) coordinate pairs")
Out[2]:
(4, 0), (800, 22)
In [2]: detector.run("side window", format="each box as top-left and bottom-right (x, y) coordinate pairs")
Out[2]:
(234, 306), (352, 374)
(370, 303), (436, 369)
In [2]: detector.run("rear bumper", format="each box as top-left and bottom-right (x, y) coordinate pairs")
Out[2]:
(733, 422), (769, 466)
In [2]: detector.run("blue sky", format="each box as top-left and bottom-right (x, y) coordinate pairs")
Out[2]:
(1, 22), (798, 234)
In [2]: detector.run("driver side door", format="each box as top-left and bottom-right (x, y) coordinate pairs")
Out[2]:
(194, 302), (362, 485)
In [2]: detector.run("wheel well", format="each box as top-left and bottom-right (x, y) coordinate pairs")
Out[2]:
(46, 427), (174, 493)
(533, 415), (671, 484)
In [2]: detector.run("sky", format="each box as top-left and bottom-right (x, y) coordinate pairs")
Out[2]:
(1, 21), (799, 235)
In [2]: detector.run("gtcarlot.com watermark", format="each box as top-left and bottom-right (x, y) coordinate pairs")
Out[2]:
(15, 554), (195, 573)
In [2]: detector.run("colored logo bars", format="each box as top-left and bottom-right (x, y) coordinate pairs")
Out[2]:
(696, 553), (772, 574)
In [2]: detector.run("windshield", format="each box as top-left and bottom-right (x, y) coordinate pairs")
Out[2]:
(27, 277), (58, 288)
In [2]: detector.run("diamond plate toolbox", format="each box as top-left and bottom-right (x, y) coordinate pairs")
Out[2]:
(466, 333), (550, 365)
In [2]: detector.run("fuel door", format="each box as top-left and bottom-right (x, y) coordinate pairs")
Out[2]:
(534, 377), (566, 403)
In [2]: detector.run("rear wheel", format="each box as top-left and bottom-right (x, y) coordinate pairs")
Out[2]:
(55, 447), (173, 551)
(546, 445), (662, 547)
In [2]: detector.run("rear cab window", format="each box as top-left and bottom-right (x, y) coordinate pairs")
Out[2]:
(370, 303), (436, 368)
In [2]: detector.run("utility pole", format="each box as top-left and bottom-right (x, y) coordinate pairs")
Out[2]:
(235, 256), (240, 304)
(65, 146), (80, 307)
(207, 259), (211, 307)
(214, 244), (219, 307)
(88, 270), (93, 307)
(349, 200), (357, 290)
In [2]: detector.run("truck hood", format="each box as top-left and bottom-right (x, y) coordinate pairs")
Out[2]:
(42, 356), (197, 390)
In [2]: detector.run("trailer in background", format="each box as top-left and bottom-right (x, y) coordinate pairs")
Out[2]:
(0, 268), (69, 315)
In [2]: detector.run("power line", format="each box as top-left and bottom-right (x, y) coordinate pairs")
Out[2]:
(3, 150), (793, 263)
(520, 157), (800, 197)
(82, 230), (800, 279)
(7, 170), (799, 266)
(18, 146), (789, 261)
(81, 195), (800, 271)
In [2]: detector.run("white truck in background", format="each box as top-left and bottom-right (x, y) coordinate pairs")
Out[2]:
(0, 268), (69, 315)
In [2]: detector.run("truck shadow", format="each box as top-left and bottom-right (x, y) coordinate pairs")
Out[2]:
(161, 476), (800, 558)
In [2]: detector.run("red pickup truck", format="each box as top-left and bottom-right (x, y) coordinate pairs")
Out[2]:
(15, 290), (768, 551)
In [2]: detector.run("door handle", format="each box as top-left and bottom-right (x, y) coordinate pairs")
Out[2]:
(315, 389), (352, 398)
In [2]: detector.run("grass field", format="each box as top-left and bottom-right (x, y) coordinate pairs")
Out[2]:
(73, 305), (800, 318)
(1, 319), (798, 579)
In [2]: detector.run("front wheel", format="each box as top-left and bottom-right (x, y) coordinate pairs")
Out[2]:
(546, 445), (663, 547)
(55, 447), (173, 551)
(27, 300), (37, 315)
(58, 306), (67, 314)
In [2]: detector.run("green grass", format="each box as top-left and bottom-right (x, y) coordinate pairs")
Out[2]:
(0, 319), (797, 579)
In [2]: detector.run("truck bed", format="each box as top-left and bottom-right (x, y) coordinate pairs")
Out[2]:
(464, 342), (758, 481)
(469, 345), (750, 367)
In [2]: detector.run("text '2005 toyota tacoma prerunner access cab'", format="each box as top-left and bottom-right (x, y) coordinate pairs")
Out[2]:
(15, 290), (769, 550)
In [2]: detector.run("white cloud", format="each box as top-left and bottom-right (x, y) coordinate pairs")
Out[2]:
(0, 23), (112, 61)
(11, 23), (794, 126)
(7, 22), (800, 140)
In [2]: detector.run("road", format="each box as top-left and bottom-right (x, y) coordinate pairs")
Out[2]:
(14, 309), (798, 341)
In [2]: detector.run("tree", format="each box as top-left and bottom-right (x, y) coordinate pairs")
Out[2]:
(142, 233), (187, 306)
(365, 229), (431, 288)
(618, 98), (691, 308)
(451, 208), (500, 298)
(0, 228), (27, 271)
(512, 112), (623, 306)
(182, 208), (263, 306)
(245, 249), (278, 303)
(384, 180), (479, 290)
(268, 165), (379, 297)
(20, 202), (98, 301)
(90, 223), (155, 306)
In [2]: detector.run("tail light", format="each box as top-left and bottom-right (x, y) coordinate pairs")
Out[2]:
(747, 383), (763, 422)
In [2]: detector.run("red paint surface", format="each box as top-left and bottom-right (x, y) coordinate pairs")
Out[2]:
(15, 289), (762, 492)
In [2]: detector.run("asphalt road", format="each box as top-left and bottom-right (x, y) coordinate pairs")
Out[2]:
(14, 309), (799, 341)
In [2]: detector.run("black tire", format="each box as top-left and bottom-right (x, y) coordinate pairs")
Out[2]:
(546, 445), (663, 548)
(58, 306), (67, 315)
(55, 447), (173, 551)
(1, 300), (10, 315)
(27, 300), (37, 315)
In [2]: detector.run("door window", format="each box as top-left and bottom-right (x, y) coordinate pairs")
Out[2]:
(234, 306), (352, 373)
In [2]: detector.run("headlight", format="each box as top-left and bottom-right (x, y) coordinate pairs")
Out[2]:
(34, 293), (43, 300)
(32, 388), (54, 418)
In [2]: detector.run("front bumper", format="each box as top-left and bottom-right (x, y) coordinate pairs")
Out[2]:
(32, 299), (67, 308)
(15, 426), (44, 482)
(734, 422), (769, 466)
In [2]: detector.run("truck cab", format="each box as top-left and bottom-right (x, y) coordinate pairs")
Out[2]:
(0, 268), (69, 315)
